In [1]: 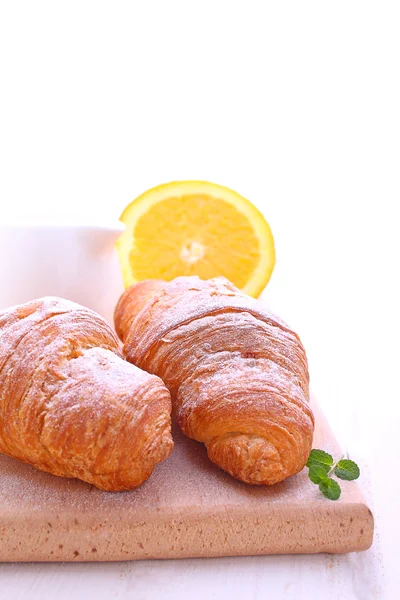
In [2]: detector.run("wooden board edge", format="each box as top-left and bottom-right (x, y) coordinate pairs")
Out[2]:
(0, 499), (374, 562)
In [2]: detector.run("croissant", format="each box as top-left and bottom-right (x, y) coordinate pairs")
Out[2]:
(115, 276), (314, 486)
(0, 297), (173, 491)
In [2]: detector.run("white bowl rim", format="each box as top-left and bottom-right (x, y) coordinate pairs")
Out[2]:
(0, 220), (126, 232)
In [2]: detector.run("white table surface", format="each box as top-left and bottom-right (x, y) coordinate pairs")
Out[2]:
(0, 550), (387, 600)
(0, 2), (399, 598)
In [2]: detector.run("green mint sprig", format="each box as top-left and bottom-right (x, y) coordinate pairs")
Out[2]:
(306, 449), (360, 500)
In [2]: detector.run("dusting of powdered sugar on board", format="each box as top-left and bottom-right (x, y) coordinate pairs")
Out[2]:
(0, 400), (347, 515)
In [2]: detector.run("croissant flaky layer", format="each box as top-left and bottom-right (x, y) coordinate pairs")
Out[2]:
(0, 297), (173, 491)
(116, 276), (314, 485)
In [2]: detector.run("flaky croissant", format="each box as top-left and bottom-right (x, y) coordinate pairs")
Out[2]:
(0, 297), (173, 491)
(115, 276), (314, 486)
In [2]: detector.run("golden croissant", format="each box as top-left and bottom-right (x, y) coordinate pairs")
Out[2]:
(0, 297), (173, 491)
(115, 276), (314, 486)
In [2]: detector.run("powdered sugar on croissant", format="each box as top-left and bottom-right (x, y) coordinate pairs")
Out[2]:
(0, 297), (173, 491)
(116, 276), (314, 485)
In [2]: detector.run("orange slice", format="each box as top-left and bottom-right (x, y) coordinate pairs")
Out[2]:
(116, 181), (275, 297)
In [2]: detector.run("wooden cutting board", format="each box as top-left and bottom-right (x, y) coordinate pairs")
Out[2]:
(0, 401), (373, 562)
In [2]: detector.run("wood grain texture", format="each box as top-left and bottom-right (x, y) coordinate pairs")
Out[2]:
(0, 400), (373, 562)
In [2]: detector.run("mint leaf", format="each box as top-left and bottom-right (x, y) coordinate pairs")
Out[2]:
(308, 464), (329, 484)
(319, 478), (341, 501)
(307, 461), (330, 474)
(334, 459), (360, 481)
(306, 449), (360, 500)
(306, 449), (333, 470)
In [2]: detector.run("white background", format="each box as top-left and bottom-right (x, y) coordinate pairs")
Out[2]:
(0, 1), (399, 599)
